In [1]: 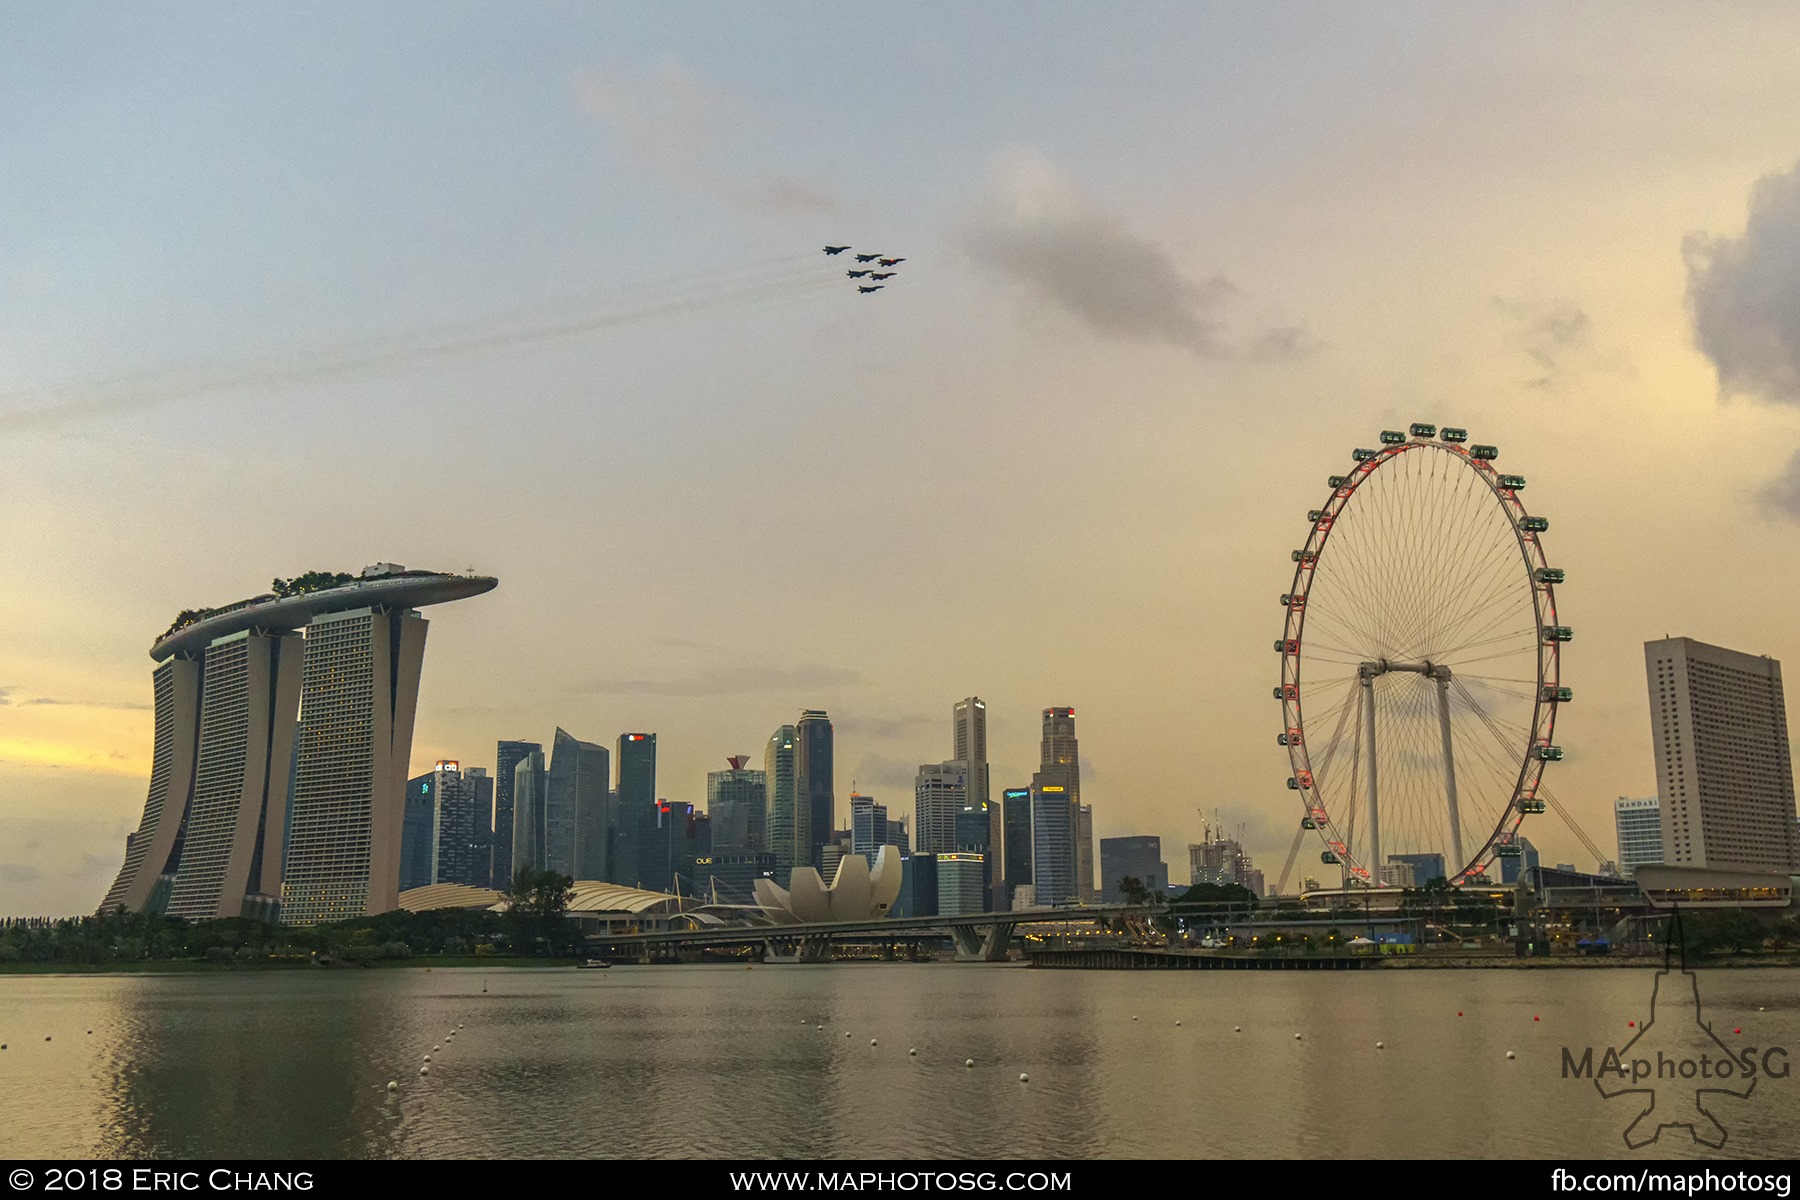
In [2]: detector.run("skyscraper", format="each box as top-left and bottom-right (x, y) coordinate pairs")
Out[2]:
(1076, 803), (1095, 904)
(464, 767), (494, 888)
(492, 739), (540, 890)
(1040, 707), (1081, 806)
(765, 725), (801, 886)
(1614, 796), (1664, 876)
(1029, 772), (1076, 904)
(1002, 786), (1032, 900)
(1646, 637), (1800, 871)
(1099, 835), (1166, 900)
(849, 793), (887, 868)
(510, 746), (548, 880)
(707, 756), (767, 852)
(162, 629), (304, 922)
(797, 710), (835, 871)
(616, 733), (657, 886)
(547, 729), (610, 881)
(914, 761), (968, 855)
(953, 697), (997, 882)
(399, 772), (436, 892)
(103, 566), (495, 924)
(427, 760), (476, 886)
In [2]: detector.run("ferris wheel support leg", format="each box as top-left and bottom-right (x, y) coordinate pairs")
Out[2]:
(1435, 671), (1466, 872)
(1362, 666), (1382, 884)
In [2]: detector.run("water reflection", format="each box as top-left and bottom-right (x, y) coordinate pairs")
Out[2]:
(1, 965), (1794, 1159)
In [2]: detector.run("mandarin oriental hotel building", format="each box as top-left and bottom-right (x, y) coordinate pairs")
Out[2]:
(100, 565), (496, 925)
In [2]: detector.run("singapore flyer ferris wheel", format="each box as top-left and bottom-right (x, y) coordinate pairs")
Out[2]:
(1275, 423), (1568, 889)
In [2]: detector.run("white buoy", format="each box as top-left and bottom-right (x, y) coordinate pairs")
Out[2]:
(458, 1024), (464, 1029)
(1175, 1020), (1182, 1027)
(1131, 1015), (1138, 1021)
(386, 1081), (398, 1092)
(965, 1058), (975, 1068)
(1294, 1033), (1302, 1041)
(870, 1039), (878, 1046)
(909, 1048), (917, 1056)
(844, 1032), (851, 1038)
(423, 1054), (431, 1062)
(419, 1065), (430, 1076)
(1376, 1041), (1385, 1049)
(1506, 1051), (1516, 1060)
(1234, 1026), (1241, 1033)
(816, 1025), (823, 1031)
(1019, 1073), (1029, 1083)
(432, 1044), (440, 1051)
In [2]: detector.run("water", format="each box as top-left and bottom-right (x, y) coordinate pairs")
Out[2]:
(1, 964), (1796, 1159)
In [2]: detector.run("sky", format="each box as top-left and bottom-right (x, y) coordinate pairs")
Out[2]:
(6, 4), (1800, 915)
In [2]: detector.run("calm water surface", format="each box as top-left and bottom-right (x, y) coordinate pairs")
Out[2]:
(2, 964), (1797, 1159)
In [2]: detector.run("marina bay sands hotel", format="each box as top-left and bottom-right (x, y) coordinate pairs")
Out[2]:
(100, 564), (496, 926)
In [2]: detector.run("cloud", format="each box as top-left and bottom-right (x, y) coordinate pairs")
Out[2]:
(573, 59), (842, 219)
(848, 753), (926, 797)
(957, 149), (1312, 360)
(1685, 157), (1800, 406)
(1755, 448), (1800, 520)
(835, 714), (938, 742)
(1494, 297), (1592, 390)
(0, 686), (12, 705)
(18, 696), (151, 711)
(585, 663), (864, 697)
(0, 863), (43, 883)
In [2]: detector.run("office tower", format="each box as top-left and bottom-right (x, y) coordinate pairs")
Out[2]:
(699, 850), (777, 904)
(797, 710), (835, 871)
(400, 772), (437, 892)
(850, 793), (887, 867)
(707, 756), (767, 851)
(765, 725), (802, 886)
(886, 816), (910, 857)
(675, 808), (712, 893)
(1099, 835), (1166, 900)
(1029, 772), (1076, 904)
(1188, 830), (1260, 892)
(1002, 786), (1032, 899)
(426, 760), (477, 886)
(159, 630), (304, 921)
(1614, 796), (1664, 876)
(909, 852), (939, 918)
(649, 800), (699, 892)
(953, 697), (997, 881)
(1378, 861), (1417, 888)
(492, 740), (540, 890)
(1500, 835), (1540, 885)
(546, 729), (610, 881)
(1390, 852), (1447, 887)
(1647, 636), (1800, 871)
(104, 565), (495, 923)
(1076, 804), (1095, 903)
(464, 767), (494, 888)
(101, 658), (203, 914)
(1040, 707), (1081, 806)
(956, 798), (994, 907)
(936, 853), (986, 916)
(616, 733), (657, 886)
(510, 746), (548, 879)
(914, 761), (968, 854)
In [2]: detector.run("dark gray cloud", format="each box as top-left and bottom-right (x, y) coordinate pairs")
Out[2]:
(0, 685), (13, 705)
(958, 149), (1312, 360)
(586, 663), (863, 698)
(1685, 158), (1800, 406)
(848, 753), (926, 797)
(18, 695), (151, 711)
(0, 863), (43, 883)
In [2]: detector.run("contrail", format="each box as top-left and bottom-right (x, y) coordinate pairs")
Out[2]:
(0, 253), (837, 436)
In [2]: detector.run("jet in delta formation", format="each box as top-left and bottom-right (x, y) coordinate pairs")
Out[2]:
(870, 272), (896, 280)
(858, 285), (885, 294)
(877, 257), (905, 266)
(847, 269), (873, 278)
(823, 246), (850, 255)
(854, 252), (883, 262)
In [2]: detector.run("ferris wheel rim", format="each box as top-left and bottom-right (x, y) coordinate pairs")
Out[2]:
(1275, 430), (1564, 888)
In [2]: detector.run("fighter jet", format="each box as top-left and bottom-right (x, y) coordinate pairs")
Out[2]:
(823, 246), (850, 255)
(854, 253), (882, 262)
(847, 269), (873, 278)
(857, 285), (885, 294)
(870, 272), (896, 280)
(877, 257), (906, 266)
